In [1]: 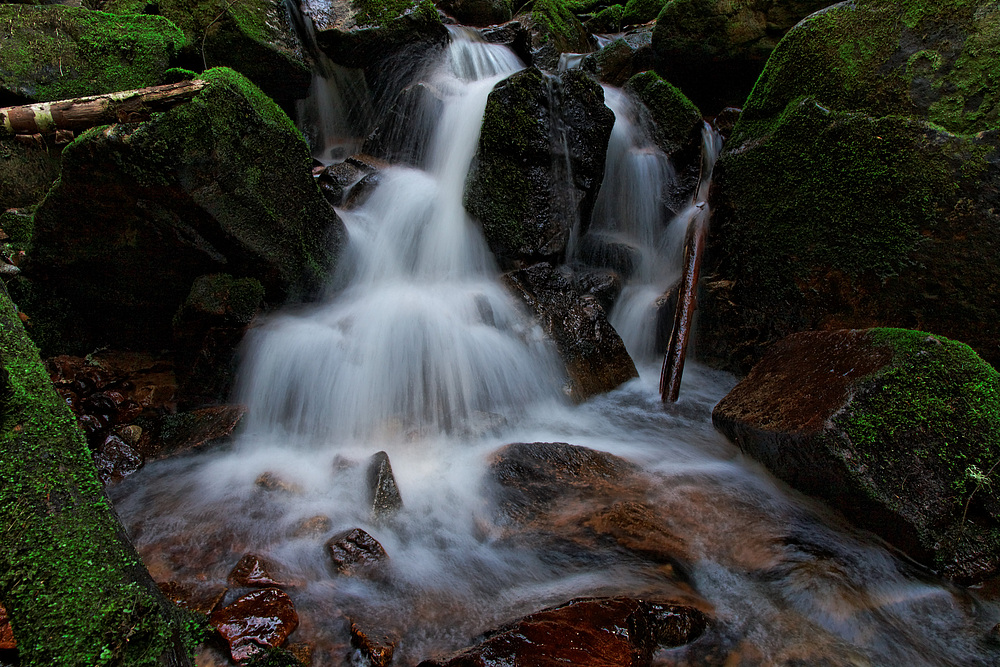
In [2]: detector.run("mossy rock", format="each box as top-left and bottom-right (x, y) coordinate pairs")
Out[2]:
(304, 0), (448, 68)
(435, 0), (512, 27)
(25, 67), (346, 355)
(700, 1), (1000, 374)
(0, 286), (206, 664)
(582, 29), (653, 86)
(623, 70), (701, 158)
(517, 0), (592, 70)
(0, 137), (62, 211)
(583, 4), (623, 33)
(103, 0), (310, 108)
(0, 5), (183, 103)
(464, 67), (614, 267)
(714, 328), (1000, 584)
(619, 0), (664, 27)
(651, 0), (833, 112)
(736, 0), (1000, 140)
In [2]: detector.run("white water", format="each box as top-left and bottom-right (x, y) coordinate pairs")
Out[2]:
(111, 28), (998, 667)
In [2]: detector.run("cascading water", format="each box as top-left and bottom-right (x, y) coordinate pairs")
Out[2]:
(110, 27), (998, 667)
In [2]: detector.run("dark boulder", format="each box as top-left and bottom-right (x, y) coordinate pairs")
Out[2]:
(418, 596), (707, 666)
(209, 587), (300, 663)
(363, 82), (445, 168)
(582, 29), (654, 87)
(145, 404), (246, 460)
(478, 19), (531, 63)
(25, 67), (346, 356)
(650, 0), (834, 112)
(436, 0), (512, 27)
(0, 5), (183, 104)
(514, 0), (592, 71)
(157, 580), (227, 615)
(367, 451), (404, 520)
(503, 263), (637, 401)
(465, 67), (614, 267)
(713, 328), (1000, 584)
(0, 137), (63, 210)
(325, 528), (389, 577)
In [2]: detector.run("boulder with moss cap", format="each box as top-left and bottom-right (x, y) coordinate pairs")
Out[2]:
(0, 5), (184, 104)
(516, 0), (592, 70)
(714, 328), (1000, 584)
(24, 67), (346, 358)
(102, 0), (311, 110)
(700, 0), (1000, 374)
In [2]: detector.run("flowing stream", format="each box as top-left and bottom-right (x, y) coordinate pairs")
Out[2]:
(112, 28), (998, 666)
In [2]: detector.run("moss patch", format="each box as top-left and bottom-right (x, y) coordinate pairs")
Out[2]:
(0, 5), (183, 102)
(623, 70), (701, 156)
(528, 0), (590, 52)
(0, 286), (205, 664)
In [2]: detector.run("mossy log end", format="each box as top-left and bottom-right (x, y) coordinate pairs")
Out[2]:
(0, 80), (208, 136)
(0, 288), (200, 666)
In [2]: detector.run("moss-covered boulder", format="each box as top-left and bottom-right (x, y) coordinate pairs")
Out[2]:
(619, 0), (665, 27)
(465, 67), (614, 267)
(24, 67), (346, 356)
(435, 0), (512, 27)
(713, 328), (1000, 584)
(0, 5), (183, 104)
(304, 0), (448, 68)
(700, 0), (1000, 373)
(0, 286), (204, 665)
(0, 137), (62, 211)
(582, 29), (654, 87)
(583, 4), (624, 33)
(516, 0), (592, 70)
(651, 0), (834, 111)
(103, 0), (311, 109)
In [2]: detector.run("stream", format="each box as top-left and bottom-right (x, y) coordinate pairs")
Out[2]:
(111, 27), (999, 667)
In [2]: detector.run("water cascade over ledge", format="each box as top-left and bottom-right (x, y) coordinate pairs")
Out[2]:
(110, 28), (999, 667)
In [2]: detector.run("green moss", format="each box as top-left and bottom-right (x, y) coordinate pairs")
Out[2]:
(0, 5), (183, 102)
(623, 70), (701, 154)
(584, 4), (623, 32)
(619, 0), (664, 26)
(352, 0), (437, 26)
(530, 0), (588, 51)
(181, 273), (265, 325)
(0, 287), (203, 664)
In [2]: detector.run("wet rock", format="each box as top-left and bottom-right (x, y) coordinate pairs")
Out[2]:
(26, 67), (346, 355)
(585, 502), (688, 566)
(419, 596), (707, 666)
(0, 5), (182, 103)
(576, 233), (642, 280)
(173, 273), (265, 408)
(325, 528), (388, 576)
(489, 441), (638, 523)
(650, 0), (833, 111)
(478, 20), (530, 64)
(228, 554), (287, 589)
(573, 269), (622, 313)
(149, 405), (246, 461)
(316, 160), (373, 207)
(713, 328), (1000, 584)
(584, 5), (624, 34)
(367, 451), (404, 520)
(344, 172), (384, 210)
(711, 106), (741, 142)
(0, 600), (14, 650)
(157, 581), (227, 616)
(350, 622), (395, 667)
(701, 1), (1000, 374)
(210, 588), (300, 663)
(93, 434), (144, 485)
(514, 0), (591, 71)
(502, 263), (637, 401)
(255, 472), (304, 495)
(583, 30), (654, 87)
(436, 0), (512, 27)
(290, 515), (333, 538)
(465, 67), (614, 267)
(363, 82), (445, 169)
(653, 281), (680, 355)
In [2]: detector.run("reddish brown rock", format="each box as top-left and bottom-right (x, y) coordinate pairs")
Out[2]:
(209, 588), (299, 663)
(228, 554), (286, 589)
(0, 600), (15, 649)
(419, 597), (707, 666)
(325, 528), (388, 577)
(350, 622), (395, 667)
(157, 581), (227, 615)
(93, 434), (144, 485)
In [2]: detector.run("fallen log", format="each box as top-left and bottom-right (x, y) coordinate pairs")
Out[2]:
(0, 79), (207, 136)
(660, 202), (708, 402)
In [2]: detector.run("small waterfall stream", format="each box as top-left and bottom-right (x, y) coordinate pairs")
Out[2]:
(111, 27), (998, 667)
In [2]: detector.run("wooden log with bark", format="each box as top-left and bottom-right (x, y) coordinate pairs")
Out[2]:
(0, 80), (207, 136)
(660, 203), (708, 402)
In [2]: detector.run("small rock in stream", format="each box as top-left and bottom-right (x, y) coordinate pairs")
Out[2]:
(209, 588), (299, 663)
(157, 581), (227, 615)
(325, 528), (388, 577)
(350, 622), (395, 667)
(228, 553), (289, 589)
(367, 451), (403, 520)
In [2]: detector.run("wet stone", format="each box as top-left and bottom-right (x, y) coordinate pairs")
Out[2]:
(157, 581), (227, 615)
(325, 528), (388, 576)
(228, 553), (287, 589)
(256, 472), (303, 494)
(93, 434), (143, 485)
(350, 622), (395, 667)
(367, 451), (403, 520)
(291, 515), (333, 538)
(419, 596), (707, 666)
(209, 588), (300, 663)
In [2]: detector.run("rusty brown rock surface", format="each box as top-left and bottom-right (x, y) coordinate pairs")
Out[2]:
(228, 554), (287, 589)
(419, 596), (707, 667)
(209, 588), (300, 663)
(0, 600), (14, 650)
(325, 528), (389, 576)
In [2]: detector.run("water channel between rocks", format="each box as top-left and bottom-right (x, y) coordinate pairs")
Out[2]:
(111, 28), (998, 667)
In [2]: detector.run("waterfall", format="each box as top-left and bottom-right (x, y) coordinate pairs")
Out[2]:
(236, 28), (564, 442)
